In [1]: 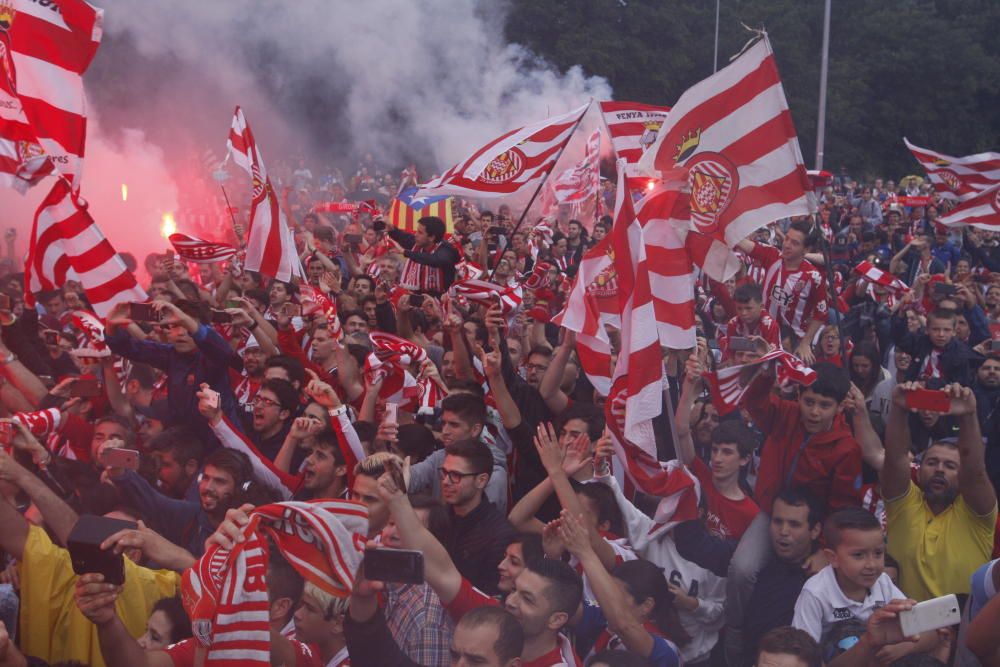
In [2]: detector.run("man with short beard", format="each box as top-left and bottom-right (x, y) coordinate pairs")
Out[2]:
(882, 382), (997, 601)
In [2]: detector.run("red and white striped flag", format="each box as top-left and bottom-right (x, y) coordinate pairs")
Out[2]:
(936, 182), (1000, 230)
(449, 279), (523, 316)
(552, 128), (602, 203)
(599, 101), (671, 180)
(637, 35), (815, 281)
(414, 102), (590, 199)
(853, 260), (909, 297)
(904, 138), (1000, 202)
(169, 233), (238, 264)
(0, 0), (102, 190)
(226, 106), (303, 282)
(552, 235), (619, 395)
(703, 348), (817, 415)
(24, 178), (146, 317)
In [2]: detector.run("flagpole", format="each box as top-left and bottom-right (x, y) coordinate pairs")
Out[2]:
(219, 185), (243, 247)
(490, 102), (591, 281)
(812, 212), (847, 367)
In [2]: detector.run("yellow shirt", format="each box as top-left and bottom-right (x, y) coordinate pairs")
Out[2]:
(18, 525), (180, 667)
(886, 480), (997, 602)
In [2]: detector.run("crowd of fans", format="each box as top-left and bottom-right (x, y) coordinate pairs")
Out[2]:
(0, 159), (997, 667)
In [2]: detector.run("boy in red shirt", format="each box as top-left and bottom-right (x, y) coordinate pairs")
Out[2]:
(677, 353), (760, 540)
(718, 283), (782, 363)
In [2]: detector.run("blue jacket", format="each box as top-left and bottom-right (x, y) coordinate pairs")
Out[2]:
(106, 324), (244, 442)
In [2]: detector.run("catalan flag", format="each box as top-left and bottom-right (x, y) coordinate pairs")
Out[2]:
(389, 186), (453, 233)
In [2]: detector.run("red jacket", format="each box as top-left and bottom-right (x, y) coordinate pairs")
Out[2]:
(745, 372), (863, 514)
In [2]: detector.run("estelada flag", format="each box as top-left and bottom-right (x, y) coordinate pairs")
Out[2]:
(389, 186), (453, 234)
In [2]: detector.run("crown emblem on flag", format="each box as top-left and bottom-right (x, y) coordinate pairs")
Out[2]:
(674, 129), (702, 163)
(0, 1), (15, 31)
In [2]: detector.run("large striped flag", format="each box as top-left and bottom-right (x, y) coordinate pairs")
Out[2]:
(603, 168), (701, 529)
(552, 128), (601, 203)
(904, 138), (1000, 202)
(0, 0), (102, 190)
(414, 102), (590, 199)
(24, 178), (146, 317)
(703, 348), (817, 415)
(388, 186), (453, 233)
(599, 101), (671, 180)
(637, 35), (814, 281)
(937, 182), (1000, 230)
(226, 107), (302, 282)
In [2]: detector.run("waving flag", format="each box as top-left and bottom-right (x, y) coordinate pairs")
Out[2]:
(25, 178), (146, 317)
(226, 106), (302, 282)
(389, 186), (453, 233)
(169, 233), (238, 264)
(552, 236), (618, 395)
(449, 279), (523, 316)
(937, 182), (1000, 230)
(0, 0), (102, 190)
(703, 348), (817, 415)
(853, 260), (909, 297)
(637, 36), (814, 279)
(599, 101), (671, 180)
(553, 128), (602, 203)
(415, 102), (590, 199)
(904, 138), (1000, 202)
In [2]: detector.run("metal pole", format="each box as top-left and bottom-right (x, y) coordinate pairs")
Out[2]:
(713, 0), (721, 73)
(815, 0), (831, 170)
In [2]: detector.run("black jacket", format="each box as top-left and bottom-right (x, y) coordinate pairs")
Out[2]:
(445, 497), (516, 595)
(890, 313), (981, 387)
(388, 228), (460, 292)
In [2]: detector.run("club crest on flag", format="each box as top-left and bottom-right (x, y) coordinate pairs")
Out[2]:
(17, 140), (44, 161)
(639, 120), (663, 152)
(938, 169), (962, 191)
(586, 253), (619, 300)
(994, 188), (1000, 213)
(478, 146), (525, 185)
(688, 152), (739, 234)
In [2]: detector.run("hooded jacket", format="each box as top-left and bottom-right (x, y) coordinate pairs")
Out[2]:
(745, 372), (863, 514)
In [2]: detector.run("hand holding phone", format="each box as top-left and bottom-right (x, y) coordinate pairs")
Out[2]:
(898, 594), (961, 637)
(68, 515), (138, 585)
(363, 548), (424, 584)
(128, 302), (161, 322)
(99, 447), (140, 471)
(69, 378), (102, 398)
(904, 388), (951, 413)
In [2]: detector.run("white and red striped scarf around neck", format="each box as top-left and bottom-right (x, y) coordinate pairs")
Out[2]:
(400, 241), (445, 293)
(181, 500), (368, 667)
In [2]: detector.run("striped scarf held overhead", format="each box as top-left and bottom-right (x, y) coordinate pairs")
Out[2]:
(181, 500), (368, 667)
(703, 348), (817, 415)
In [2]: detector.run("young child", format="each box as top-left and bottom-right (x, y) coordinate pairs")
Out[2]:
(719, 283), (781, 362)
(891, 307), (975, 387)
(791, 508), (903, 642)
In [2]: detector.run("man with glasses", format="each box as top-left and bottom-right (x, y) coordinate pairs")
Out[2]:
(246, 378), (299, 461)
(438, 438), (516, 596)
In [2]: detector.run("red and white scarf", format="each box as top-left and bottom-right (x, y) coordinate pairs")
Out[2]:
(365, 332), (427, 406)
(449, 279), (523, 317)
(181, 500), (368, 667)
(400, 242), (445, 293)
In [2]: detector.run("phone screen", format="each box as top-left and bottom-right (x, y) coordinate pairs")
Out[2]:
(363, 548), (424, 584)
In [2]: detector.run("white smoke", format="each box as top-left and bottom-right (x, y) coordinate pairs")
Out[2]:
(0, 0), (612, 266)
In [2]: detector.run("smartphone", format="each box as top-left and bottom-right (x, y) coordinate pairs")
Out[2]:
(68, 515), (138, 586)
(224, 299), (242, 310)
(728, 337), (757, 353)
(344, 233), (362, 245)
(43, 330), (60, 345)
(99, 447), (140, 471)
(282, 303), (302, 317)
(202, 388), (220, 409)
(69, 378), (102, 398)
(905, 388), (951, 413)
(0, 422), (12, 447)
(488, 225), (506, 237)
(384, 402), (398, 425)
(211, 309), (233, 324)
(129, 302), (161, 322)
(932, 283), (957, 298)
(363, 548), (424, 584)
(898, 594), (961, 637)
(372, 218), (386, 232)
(408, 294), (425, 308)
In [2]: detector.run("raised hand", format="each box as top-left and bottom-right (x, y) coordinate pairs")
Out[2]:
(205, 503), (254, 550)
(533, 422), (565, 475)
(556, 509), (593, 558)
(74, 573), (121, 626)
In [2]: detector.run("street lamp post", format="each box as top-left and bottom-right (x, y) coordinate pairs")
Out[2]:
(815, 0), (831, 170)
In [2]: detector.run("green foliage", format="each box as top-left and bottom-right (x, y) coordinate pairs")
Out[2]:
(505, 0), (1000, 180)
